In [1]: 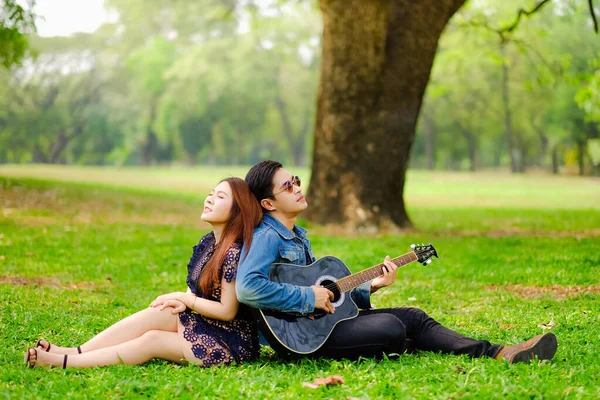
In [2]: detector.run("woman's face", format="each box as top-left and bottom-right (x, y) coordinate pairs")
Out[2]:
(201, 181), (233, 225)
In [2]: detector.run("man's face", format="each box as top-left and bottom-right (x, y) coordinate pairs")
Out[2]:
(267, 168), (308, 215)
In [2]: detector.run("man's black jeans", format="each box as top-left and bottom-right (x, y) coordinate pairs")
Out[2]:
(312, 307), (503, 360)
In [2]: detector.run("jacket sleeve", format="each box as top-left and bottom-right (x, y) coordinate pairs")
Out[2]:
(236, 229), (316, 314)
(350, 282), (372, 310)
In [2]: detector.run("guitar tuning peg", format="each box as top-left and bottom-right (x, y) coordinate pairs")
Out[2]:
(410, 244), (416, 249)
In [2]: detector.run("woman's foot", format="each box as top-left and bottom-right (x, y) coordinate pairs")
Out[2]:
(24, 348), (37, 368)
(24, 348), (68, 368)
(36, 339), (82, 355)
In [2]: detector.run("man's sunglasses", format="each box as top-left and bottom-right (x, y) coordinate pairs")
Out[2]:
(272, 176), (301, 196)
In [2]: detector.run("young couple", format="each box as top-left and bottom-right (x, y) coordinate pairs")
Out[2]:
(25, 161), (558, 369)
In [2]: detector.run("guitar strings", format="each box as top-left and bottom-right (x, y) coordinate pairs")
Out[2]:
(318, 255), (415, 293)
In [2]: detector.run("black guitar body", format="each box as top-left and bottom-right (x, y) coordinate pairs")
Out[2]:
(253, 244), (438, 356)
(256, 256), (359, 355)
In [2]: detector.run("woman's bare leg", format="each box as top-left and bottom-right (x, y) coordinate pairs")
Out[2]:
(39, 307), (179, 355)
(176, 314), (197, 362)
(32, 330), (192, 368)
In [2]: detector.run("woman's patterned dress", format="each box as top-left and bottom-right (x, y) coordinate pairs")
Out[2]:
(178, 232), (259, 366)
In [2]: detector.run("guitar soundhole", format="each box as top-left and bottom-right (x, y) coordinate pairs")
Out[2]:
(315, 275), (345, 308)
(319, 280), (341, 302)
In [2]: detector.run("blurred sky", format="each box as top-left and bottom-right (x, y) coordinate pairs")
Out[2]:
(34, 0), (110, 37)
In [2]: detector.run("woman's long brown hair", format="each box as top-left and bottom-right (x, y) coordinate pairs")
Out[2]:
(199, 177), (263, 294)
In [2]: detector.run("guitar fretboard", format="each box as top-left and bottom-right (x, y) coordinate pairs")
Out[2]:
(335, 252), (418, 293)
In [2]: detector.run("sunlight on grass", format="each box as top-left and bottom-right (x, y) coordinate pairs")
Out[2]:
(1, 169), (599, 399)
(1, 164), (598, 209)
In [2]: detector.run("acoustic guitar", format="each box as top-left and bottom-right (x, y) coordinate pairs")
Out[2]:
(255, 244), (438, 355)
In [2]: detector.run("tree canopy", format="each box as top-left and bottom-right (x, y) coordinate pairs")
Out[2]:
(0, 0), (598, 180)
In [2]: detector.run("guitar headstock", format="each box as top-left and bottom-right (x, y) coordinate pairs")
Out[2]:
(411, 243), (438, 265)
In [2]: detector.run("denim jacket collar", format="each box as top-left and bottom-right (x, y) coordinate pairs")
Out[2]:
(262, 213), (307, 240)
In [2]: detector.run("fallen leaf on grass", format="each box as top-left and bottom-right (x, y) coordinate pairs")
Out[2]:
(538, 320), (555, 329)
(301, 375), (344, 389)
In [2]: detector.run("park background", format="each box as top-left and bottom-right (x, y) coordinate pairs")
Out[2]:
(1, 0), (599, 398)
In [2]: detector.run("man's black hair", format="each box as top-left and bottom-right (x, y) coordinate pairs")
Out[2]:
(245, 160), (282, 208)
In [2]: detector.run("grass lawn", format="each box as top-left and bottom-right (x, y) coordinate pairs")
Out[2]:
(1, 165), (599, 399)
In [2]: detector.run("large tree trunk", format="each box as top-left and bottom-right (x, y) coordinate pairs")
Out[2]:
(307, 0), (465, 232)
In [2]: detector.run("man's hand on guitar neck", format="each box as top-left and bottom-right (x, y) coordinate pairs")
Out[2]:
(370, 256), (399, 293)
(312, 285), (335, 313)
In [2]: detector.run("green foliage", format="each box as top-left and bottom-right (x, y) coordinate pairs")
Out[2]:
(415, 0), (600, 174)
(1, 169), (599, 398)
(0, 0), (36, 68)
(1, 0), (599, 173)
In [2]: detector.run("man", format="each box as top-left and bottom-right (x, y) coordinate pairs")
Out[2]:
(236, 160), (557, 363)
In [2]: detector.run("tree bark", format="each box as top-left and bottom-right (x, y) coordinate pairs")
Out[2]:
(307, 0), (465, 232)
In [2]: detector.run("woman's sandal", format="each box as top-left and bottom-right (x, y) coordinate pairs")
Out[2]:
(24, 348), (69, 368)
(24, 348), (37, 368)
(36, 340), (82, 354)
(36, 339), (51, 352)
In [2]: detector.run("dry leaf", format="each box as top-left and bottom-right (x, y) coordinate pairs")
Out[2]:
(301, 375), (344, 389)
(455, 365), (466, 374)
(538, 320), (555, 329)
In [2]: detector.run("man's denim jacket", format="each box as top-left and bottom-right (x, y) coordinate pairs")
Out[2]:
(236, 213), (372, 314)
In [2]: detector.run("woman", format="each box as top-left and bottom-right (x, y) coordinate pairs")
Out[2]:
(24, 177), (262, 368)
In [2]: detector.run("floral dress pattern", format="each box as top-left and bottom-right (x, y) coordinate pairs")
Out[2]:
(179, 232), (259, 366)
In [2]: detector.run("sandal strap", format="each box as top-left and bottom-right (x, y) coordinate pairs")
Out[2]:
(36, 340), (51, 352)
(25, 348), (37, 368)
(77, 346), (82, 354)
(62, 354), (68, 369)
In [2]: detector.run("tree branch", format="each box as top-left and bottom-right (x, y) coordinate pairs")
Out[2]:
(503, 0), (552, 34)
(457, 0), (553, 42)
(590, 0), (599, 33)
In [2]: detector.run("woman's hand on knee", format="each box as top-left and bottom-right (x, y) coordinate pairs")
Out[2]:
(150, 292), (186, 308)
(158, 299), (186, 314)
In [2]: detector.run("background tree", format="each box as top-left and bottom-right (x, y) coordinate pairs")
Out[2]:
(306, 0), (466, 231)
(0, 0), (36, 68)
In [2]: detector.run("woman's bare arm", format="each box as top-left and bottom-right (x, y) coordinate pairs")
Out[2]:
(151, 278), (239, 322)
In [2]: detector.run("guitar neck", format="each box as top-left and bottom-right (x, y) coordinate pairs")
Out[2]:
(335, 252), (418, 293)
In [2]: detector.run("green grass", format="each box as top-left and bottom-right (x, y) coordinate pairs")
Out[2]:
(1, 167), (599, 399)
